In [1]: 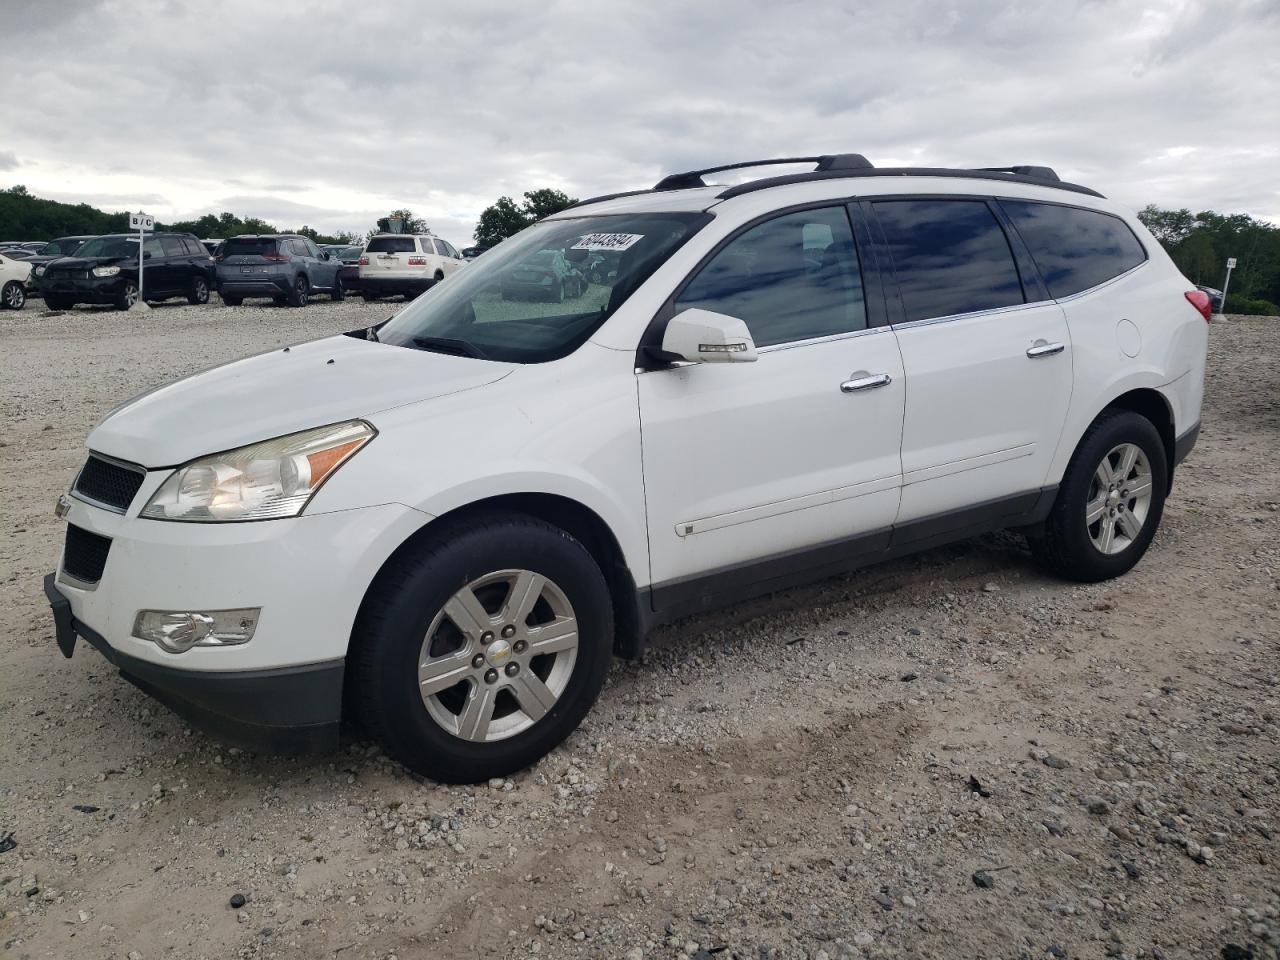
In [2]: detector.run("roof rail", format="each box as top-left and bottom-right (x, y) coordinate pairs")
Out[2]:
(976, 165), (1061, 182)
(653, 154), (873, 191)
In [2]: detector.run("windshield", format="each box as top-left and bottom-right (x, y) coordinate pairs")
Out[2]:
(45, 238), (88, 256)
(75, 236), (138, 259)
(377, 213), (708, 363)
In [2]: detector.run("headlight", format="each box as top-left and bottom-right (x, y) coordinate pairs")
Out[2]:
(93, 265), (121, 277)
(141, 420), (375, 522)
(33, 264), (46, 276)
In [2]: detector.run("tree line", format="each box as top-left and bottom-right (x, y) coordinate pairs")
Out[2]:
(1138, 205), (1280, 315)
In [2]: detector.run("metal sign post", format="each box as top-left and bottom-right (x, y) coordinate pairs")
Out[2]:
(129, 212), (154, 306)
(1221, 257), (1237, 315)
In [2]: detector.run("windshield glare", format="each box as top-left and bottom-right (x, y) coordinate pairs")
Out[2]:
(376, 213), (707, 363)
(76, 236), (138, 259)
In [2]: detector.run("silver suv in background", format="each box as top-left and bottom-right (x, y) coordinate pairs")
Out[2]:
(215, 235), (344, 307)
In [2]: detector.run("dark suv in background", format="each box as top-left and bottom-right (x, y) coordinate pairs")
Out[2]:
(215, 235), (344, 306)
(26, 235), (96, 295)
(41, 233), (215, 310)
(321, 243), (364, 294)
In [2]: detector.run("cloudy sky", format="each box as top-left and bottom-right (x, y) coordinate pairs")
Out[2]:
(2, 0), (1277, 244)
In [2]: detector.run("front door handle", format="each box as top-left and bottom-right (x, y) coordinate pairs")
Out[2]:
(840, 372), (892, 393)
(1026, 340), (1066, 358)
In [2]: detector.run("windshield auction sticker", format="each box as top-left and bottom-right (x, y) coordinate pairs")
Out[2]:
(571, 233), (644, 251)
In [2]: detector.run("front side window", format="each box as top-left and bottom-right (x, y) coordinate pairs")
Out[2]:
(376, 212), (707, 363)
(873, 199), (1025, 323)
(675, 206), (866, 348)
(1000, 200), (1147, 299)
(143, 237), (164, 260)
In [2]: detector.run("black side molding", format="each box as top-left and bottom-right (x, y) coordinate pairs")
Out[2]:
(1174, 420), (1200, 466)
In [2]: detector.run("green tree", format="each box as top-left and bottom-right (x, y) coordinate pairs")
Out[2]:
(473, 189), (579, 248)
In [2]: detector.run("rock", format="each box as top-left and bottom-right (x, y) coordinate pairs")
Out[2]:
(972, 870), (995, 888)
(873, 892), (893, 910)
(0, 832), (15, 854)
(1108, 824), (1133, 842)
(967, 775), (992, 798)
(229, 893), (247, 909)
(625, 949), (644, 960)
(1199, 845), (1215, 863)
(982, 582), (1000, 592)
(1043, 755), (1071, 770)
(1220, 946), (1254, 960)
(1043, 820), (1066, 837)
(1084, 796), (1111, 815)
(1122, 861), (1140, 880)
(72, 804), (100, 814)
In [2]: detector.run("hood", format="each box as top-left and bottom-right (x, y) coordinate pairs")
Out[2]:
(88, 335), (513, 467)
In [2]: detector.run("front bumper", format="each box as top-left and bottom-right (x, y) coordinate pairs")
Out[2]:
(46, 574), (343, 752)
(41, 273), (125, 303)
(47, 491), (429, 752)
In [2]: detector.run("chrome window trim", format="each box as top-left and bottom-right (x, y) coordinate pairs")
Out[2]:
(1051, 260), (1148, 304)
(756, 324), (888, 354)
(889, 298), (1054, 331)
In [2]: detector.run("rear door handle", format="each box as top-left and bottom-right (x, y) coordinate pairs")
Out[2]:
(1026, 340), (1065, 358)
(840, 372), (892, 393)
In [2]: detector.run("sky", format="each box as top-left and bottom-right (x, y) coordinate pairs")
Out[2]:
(1, 0), (1277, 245)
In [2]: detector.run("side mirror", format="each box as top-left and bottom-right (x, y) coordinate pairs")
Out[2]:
(143, 251), (153, 260)
(321, 251), (331, 260)
(660, 308), (758, 363)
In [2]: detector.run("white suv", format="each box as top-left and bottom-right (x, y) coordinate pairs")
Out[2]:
(46, 155), (1209, 783)
(358, 233), (464, 301)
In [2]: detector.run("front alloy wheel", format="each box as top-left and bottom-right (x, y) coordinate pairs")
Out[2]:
(2, 280), (25, 310)
(353, 513), (613, 783)
(419, 570), (579, 742)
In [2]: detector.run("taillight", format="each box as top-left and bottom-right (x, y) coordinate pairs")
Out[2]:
(1184, 290), (1213, 322)
(262, 253), (291, 262)
(407, 256), (427, 266)
(358, 256), (369, 266)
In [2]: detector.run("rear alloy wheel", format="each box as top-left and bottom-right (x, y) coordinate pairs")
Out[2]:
(330, 275), (345, 301)
(2, 280), (25, 310)
(288, 275), (309, 307)
(115, 280), (139, 311)
(1028, 410), (1167, 582)
(353, 513), (613, 783)
(187, 276), (210, 305)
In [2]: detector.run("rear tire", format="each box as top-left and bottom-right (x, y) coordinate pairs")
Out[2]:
(1, 280), (25, 310)
(186, 276), (210, 305)
(352, 513), (613, 783)
(114, 280), (139, 311)
(287, 275), (309, 307)
(1028, 410), (1168, 582)
(330, 275), (345, 301)
(361, 290), (379, 302)
(44, 294), (73, 311)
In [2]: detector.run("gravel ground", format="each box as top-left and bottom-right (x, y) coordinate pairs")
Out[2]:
(0, 300), (1277, 960)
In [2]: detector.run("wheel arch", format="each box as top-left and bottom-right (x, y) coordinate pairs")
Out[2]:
(350, 493), (647, 677)
(1101, 388), (1176, 490)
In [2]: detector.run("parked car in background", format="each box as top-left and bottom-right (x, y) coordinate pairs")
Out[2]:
(41, 233), (215, 310)
(358, 234), (463, 301)
(202, 239), (224, 257)
(27, 235), (98, 294)
(0, 248), (36, 260)
(460, 245), (488, 261)
(0, 250), (32, 309)
(1195, 284), (1224, 313)
(322, 243), (364, 292)
(19, 241), (48, 253)
(215, 235), (343, 307)
(500, 247), (585, 301)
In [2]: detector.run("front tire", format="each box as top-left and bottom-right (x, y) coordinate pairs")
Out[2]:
(114, 280), (139, 311)
(1, 280), (25, 310)
(353, 513), (613, 783)
(44, 294), (73, 310)
(1028, 410), (1168, 582)
(330, 275), (345, 301)
(221, 294), (243, 306)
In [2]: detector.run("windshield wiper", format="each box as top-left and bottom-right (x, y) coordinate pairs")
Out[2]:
(411, 335), (489, 360)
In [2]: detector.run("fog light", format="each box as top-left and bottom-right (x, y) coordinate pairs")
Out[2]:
(132, 608), (260, 654)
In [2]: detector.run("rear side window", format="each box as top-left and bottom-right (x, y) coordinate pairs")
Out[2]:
(873, 199), (1024, 323)
(222, 238), (279, 257)
(1000, 200), (1147, 298)
(676, 206), (866, 348)
(366, 237), (416, 253)
(160, 236), (185, 257)
(182, 238), (204, 256)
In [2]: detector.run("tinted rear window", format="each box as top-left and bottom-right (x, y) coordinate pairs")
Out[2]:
(366, 237), (416, 253)
(873, 199), (1025, 323)
(1000, 200), (1147, 298)
(222, 238), (280, 257)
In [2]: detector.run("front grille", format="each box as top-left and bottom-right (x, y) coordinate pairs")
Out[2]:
(74, 454), (145, 512)
(63, 524), (112, 585)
